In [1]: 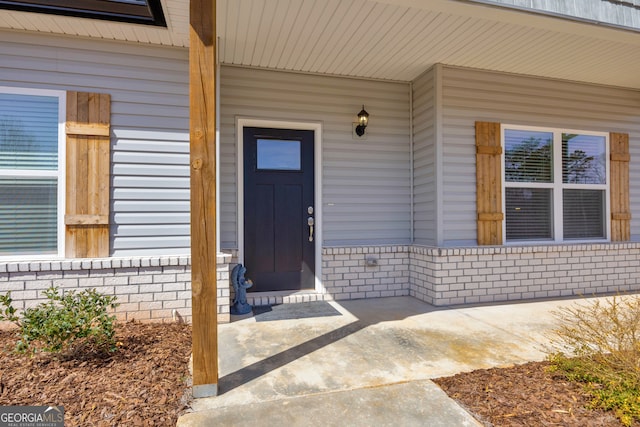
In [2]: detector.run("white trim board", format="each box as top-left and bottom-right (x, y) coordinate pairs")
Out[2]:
(236, 117), (324, 295)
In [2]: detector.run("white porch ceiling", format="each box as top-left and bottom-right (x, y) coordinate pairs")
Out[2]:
(2, 0), (640, 88)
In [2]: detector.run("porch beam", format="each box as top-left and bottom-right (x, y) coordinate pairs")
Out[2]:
(189, 0), (218, 398)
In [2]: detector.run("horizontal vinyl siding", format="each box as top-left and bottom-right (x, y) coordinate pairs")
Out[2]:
(0, 31), (190, 256)
(441, 65), (640, 245)
(220, 66), (411, 248)
(412, 67), (437, 245)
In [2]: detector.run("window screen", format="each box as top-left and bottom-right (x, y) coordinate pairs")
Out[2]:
(505, 188), (553, 241)
(0, 94), (58, 170)
(0, 179), (57, 254)
(563, 189), (605, 239)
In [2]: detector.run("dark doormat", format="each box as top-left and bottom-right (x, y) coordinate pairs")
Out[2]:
(252, 301), (342, 322)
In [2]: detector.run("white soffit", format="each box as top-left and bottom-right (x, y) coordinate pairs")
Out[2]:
(1, 0), (640, 88)
(217, 0), (640, 88)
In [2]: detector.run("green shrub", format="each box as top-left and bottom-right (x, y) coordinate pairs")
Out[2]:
(0, 286), (119, 357)
(548, 295), (640, 426)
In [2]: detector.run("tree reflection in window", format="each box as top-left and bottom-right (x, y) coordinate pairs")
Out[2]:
(562, 133), (605, 184)
(505, 133), (552, 183)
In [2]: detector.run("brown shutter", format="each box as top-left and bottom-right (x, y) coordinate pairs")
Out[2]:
(610, 132), (630, 241)
(476, 121), (503, 245)
(65, 92), (111, 257)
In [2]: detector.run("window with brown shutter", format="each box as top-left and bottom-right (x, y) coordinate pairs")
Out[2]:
(65, 91), (111, 258)
(476, 122), (631, 245)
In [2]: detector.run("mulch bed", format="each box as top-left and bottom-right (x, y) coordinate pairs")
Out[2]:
(0, 321), (192, 427)
(434, 360), (633, 426)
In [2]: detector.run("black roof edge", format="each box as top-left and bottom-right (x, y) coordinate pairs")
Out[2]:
(0, 0), (167, 28)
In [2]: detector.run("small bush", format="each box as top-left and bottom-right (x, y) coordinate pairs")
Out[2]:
(0, 286), (119, 357)
(548, 295), (640, 426)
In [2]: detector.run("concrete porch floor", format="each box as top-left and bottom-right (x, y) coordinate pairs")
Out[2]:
(178, 295), (591, 426)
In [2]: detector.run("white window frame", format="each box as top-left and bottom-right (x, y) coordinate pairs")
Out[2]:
(0, 86), (66, 260)
(501, 124), (610, 244)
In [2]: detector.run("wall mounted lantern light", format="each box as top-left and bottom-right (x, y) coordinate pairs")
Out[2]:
(355, 105), (369, 137)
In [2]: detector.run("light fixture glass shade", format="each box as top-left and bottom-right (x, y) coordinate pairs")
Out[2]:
(357, 106), (369, 127)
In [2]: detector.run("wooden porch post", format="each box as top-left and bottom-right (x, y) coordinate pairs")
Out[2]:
(190, 0), (218, 398)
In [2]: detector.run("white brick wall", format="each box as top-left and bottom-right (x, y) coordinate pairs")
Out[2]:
(322, 246), (410, 300)
(226, 246), (410, 306)
(0, 253), (232, 324)
(410, 243), (640, 305)
(5, 243), (639, 321)
(233, 243), (640, 307)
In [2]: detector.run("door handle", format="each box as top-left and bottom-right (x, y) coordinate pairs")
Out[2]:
(307, 216), (314, 242)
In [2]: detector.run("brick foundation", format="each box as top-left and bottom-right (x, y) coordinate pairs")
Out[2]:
(3, 243), (640, 322)
(321, 246), (410, 300)
(410, 243), (640, 305)
(0, 253), (231, 324)
(229, 246), (410, 306)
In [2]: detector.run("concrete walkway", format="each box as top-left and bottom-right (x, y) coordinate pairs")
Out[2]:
(177, 295), (594, 426)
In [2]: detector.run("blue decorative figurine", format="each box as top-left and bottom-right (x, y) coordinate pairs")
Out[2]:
(230, 264), (253, 315)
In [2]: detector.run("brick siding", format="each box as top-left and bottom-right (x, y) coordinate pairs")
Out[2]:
(0, 253), (231, 324)
(410, 243), (640, 305)
(321, 246), (410, 300)
(231, 246), (410, 306)
(3, 243), (640, 322)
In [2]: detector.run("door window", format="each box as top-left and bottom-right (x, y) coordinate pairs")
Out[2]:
(257, 139), (301, 170)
